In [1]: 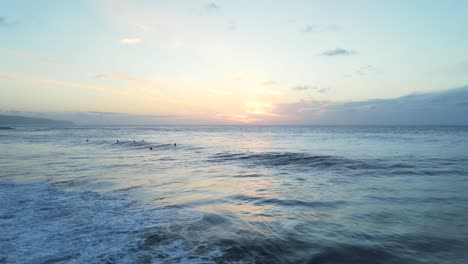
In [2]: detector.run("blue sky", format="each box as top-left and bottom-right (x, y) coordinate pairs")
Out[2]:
(1, 0), (468, 124)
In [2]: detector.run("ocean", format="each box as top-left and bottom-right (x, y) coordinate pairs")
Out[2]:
(1, 126), (467, 264)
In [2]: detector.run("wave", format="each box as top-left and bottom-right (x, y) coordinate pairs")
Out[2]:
(308, 244), (405, 264)
(209, 151), (366, 171)
(208, 151), (468, 177)
(0, 181), (222, 264)
(227, 194), (346, 209)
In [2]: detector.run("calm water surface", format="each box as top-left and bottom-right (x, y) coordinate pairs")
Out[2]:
(1, 126), (467, 263)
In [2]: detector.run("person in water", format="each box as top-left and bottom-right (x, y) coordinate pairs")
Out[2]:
(174, 143), (176, 147)
(117, 140), (119, 143)
(149, 147), (153, 150)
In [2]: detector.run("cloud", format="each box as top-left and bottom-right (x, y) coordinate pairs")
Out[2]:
(2, 72), (164, 104)
(273, 86), (468, 125)
(292, 85), (315, 91)
(194, 2), (221, 17)
(0, 16), (7, 26)
(317, 87), (330, 93)
(262, 81), (279, 87)
(0, 49), (54, 63)
(92, 72), (201, 109)
(1, 72), (127, 96)
(303, 25), (317, 33)
(321, 48), (355, 56)
(120, 38), (142, 44)
(2, 109), (255, 125)
(87, 111), (122, 115)
(227, 21), (237, 31)
(256, 81), (280, 95)
(2, 72), (204, 115)
(215, 113), (258, 123)
(205, 3), (219, 10)
(0, 111), (181, 125)
(100, 72), (149, 83)
(128, 20), (150, 32)
(292, 84), (330, 93)
(302, 24), (339, 33)
(95, 72), (162, 96)
(345, 65), (379, 78)
(244, 101), (278, 116)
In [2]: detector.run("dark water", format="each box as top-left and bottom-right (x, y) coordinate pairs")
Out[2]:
(1, 126), (467, 263)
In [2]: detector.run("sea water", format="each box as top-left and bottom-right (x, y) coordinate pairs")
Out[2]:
(1, 126), (467, 263)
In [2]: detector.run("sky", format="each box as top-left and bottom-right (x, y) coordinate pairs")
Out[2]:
(1, 0), (468, 125)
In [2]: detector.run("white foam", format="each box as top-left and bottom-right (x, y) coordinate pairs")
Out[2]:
(0, 181), (221, 263)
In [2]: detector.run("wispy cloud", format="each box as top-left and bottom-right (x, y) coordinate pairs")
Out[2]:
(303, 24), (338, 33)
(0, 110), (183, 125)
(244, 101), (278, 116)
(2, 72), (199, 111)
(303, 25), (317, 33)
(193, 2), (221, 16)
(87, 111), (122, 115)
(209, 89), (232, 95)
(317, 87), (331, 93)
(344, 65), (379, 78)
(256, 81), (280, 95)
(0, 16), (7, 27)
(93, 71), (207, 111)
(1, 72), (124, 96)
(100, 72), (145, 82)
(355, 65), (377, 76)
(321, 48), (355, 56)
(95, 72), (162, 93)
(215, 113), (258, 123)
(128, 20), (150, 32)
(120, 38), (142, 45)
(292, 85), (315, 91)
(292, 84), (330, 93)
(227, 21), (237, 31)
(0, 50), (54, 63)
(205, 3), (220, 10)
(262, 81), (279, 87)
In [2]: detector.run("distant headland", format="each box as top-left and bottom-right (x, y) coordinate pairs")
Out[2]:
(0, 115), (74, 127)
